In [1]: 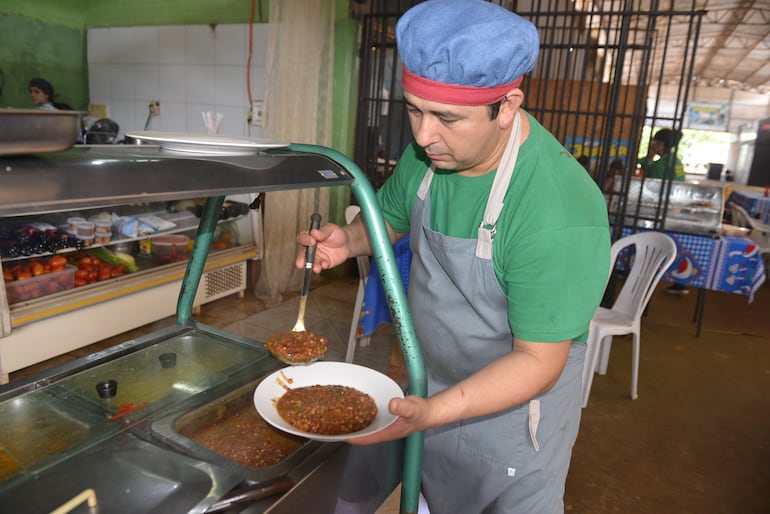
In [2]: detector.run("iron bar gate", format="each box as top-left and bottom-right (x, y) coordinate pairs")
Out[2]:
(352, 0), (704, 241)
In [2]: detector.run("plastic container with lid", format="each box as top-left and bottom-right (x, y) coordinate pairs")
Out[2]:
(75, 221), (95, 238)
(151, 234), (190, 263)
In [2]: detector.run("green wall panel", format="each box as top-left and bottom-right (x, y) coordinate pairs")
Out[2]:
(0, 15), (87, 110)
(84, 0), (268, 27)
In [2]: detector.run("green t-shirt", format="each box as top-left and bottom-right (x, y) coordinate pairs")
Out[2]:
(377, 113), (611, 343)
(639, 153), (685, 181)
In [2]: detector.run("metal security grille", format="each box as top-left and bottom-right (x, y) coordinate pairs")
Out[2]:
(201, 262), (247, 301)
(352, 0), (703, 240)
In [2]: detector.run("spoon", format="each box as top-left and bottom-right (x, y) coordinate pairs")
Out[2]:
(264, 213), (327, 365)
(293, 212), (322, 332)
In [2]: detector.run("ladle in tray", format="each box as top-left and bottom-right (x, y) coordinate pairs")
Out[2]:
(293, 213), (322, 332)
(264, 213), (327, 365)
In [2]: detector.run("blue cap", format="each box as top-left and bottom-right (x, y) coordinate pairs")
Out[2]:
(396, 0), (539, 105)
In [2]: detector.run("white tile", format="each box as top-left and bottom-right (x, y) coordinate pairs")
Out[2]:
(132, 26), (160, 63)
(249, 65), (266, 99)
(186, 103), (216, 133)
(106, 99), (136, 138)
(214, 66), (247, 107)
(250, 24), (270, 67)
(110, 64), (135, 99)
(109, 27), (136, 64)
(87, 29), (111, 64)
(159, 25), (186, 64)
(156, 101), (187, 132)
(214, 25), (246, 66)
(88, 64), (111, 99)
(186, 66), (215, 104)
(215, 105), (250, 136)
(158, 64), (187, 102)
(185, 25), (215, 65)
(133, 64), (160, 102)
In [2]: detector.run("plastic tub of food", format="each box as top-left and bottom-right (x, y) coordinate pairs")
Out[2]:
(151, 234), (190, 263)
(4, 264), (76, 304)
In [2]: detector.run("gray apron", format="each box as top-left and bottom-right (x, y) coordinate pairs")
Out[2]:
(407, 113), (585, 514)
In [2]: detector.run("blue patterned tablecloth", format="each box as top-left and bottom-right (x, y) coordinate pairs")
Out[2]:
(727, 190), (770, 224)
(359, 229), (767, 337)
(357, 235), (412, 338)
(622, 228), (766, 301)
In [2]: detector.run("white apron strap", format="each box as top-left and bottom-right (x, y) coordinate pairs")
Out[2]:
(476, 111), (523, 259)
(417, 165), (435, 200)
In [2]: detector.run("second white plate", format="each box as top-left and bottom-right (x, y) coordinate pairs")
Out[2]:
(126, 131), (288, 155)
(254, 361), (404, 442)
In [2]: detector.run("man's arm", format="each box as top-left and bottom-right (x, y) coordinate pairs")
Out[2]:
(348, 337), (572, 445)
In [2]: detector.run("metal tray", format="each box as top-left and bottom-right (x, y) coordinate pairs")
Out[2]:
(51, 328), (270, 421)
(151, 376), (325, 486)
(0, 387), (118, 489)
(0, 432), (240, 514)
(0, 109), (82, 155)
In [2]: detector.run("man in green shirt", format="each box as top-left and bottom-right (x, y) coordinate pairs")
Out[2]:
(638, 128), (685, 181)
(296, 1), (610, 512)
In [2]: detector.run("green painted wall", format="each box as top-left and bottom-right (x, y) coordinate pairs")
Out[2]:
(0, 0), (361, 232)
(0, 14), (87, 109)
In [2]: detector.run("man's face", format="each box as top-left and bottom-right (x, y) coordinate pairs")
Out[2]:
(650, 139), (666, 156)
(403, 91), (507, 176)
(29, 86), (49, 106)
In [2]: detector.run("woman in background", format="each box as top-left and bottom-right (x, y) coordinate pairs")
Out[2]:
(28, 78), (72, 110)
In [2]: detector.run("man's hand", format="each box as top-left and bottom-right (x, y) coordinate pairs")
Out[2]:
(295, 223), (351, 273)
(346, 395), (434, 445)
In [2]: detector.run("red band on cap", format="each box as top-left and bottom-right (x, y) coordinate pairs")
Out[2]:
(402, 65), (522, 106)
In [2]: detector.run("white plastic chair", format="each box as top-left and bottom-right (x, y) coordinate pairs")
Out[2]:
(581, 231), (678, 408)
(729, 203), (770, 256)
(344, 205), (371, 362)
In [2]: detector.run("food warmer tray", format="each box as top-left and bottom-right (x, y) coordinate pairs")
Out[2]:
(0, 432), (240, 514)
(0, 142), (426, 513)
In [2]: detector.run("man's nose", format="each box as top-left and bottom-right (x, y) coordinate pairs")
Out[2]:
(412, 117), (439, 148)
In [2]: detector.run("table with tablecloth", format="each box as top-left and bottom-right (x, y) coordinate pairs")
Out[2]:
(726, 189), (770, 224)
(358, 230), (766, 338)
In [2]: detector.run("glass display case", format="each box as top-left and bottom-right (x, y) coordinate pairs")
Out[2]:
(611, 177), (725, 236)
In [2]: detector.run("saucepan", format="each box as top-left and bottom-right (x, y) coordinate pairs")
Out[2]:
(0, 108), (83, 155)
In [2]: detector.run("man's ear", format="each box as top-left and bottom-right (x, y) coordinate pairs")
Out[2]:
(499, 88), (524, 128)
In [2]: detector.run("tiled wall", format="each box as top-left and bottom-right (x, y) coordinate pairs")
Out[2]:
(87, 23), (268, 139)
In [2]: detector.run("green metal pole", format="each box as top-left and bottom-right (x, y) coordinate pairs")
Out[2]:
(288, 143), (426, 514)
(176, 196), (225, 325)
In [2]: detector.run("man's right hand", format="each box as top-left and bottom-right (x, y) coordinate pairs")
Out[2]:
(295, 223), (352, 273)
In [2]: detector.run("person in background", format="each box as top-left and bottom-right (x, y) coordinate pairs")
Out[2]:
(295, 1), (611, 512)
(638, 128), (685, 181)
(605, 157), (625, 192)
(638, 128), (689, 294)
(28, 78), (72, 110)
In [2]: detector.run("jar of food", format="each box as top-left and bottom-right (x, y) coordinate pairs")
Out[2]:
(75, 221), (95, 238)
(67, 217), (86, 234)
(94, 220), (112, 235)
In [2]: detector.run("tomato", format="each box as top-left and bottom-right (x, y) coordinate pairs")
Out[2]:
(49, 255), (67, 268)
(74, 269), (89, 280)
(87, 271), (97, 283)
(74, 278), (88, 287)
(3, 270), (14, 282)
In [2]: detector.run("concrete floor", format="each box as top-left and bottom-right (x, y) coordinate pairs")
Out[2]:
(9, 274), (770, 513)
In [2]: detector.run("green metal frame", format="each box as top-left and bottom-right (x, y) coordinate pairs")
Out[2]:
(174, 144), (426, 514)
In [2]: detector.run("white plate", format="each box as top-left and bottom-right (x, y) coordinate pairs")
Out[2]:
(125, 131), (288, 155)
(254, 361), (404, 442)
